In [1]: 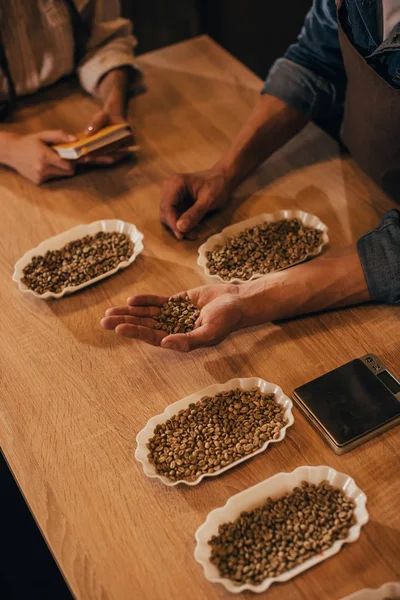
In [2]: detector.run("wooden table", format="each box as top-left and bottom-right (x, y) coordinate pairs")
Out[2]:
(1, 36), (399, 600)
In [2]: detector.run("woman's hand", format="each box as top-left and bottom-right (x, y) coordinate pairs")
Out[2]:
(84, 110), (124, 136)
(160, 168), (233, 240)
(88, 68), (131, 137)
(81, 111), (133, 166)
(6, 130), (76, 184)
(101, 283), (243, 352)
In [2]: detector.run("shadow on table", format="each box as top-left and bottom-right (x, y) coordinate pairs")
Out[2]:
(201, 186), (334, 247)
(361, 520), (400, 577)
(42, 156), (135, 201)
(175, 471), (400, 595)
(42, 131), (340, 224)
(199, 301), (390, 382)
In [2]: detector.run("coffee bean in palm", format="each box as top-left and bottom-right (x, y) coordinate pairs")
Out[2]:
(154, 297), (200, 334)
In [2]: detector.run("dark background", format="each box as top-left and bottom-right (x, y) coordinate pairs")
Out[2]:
(122, 0), (312, 79)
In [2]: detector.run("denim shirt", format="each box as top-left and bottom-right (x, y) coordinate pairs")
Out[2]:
(263, 0), (400, 305)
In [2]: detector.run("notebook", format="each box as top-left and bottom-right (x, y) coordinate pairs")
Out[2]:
(53, 123), (135, 159)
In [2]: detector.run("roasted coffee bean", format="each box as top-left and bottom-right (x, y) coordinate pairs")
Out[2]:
(206, 218), (323, 281)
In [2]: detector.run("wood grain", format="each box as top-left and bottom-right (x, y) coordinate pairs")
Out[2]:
(1, 36), (399, 600)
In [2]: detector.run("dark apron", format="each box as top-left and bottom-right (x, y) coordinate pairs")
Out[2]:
(337, 0), (400, 201)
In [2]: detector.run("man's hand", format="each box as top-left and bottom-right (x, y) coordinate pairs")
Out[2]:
(160, 168), (233, 240)
(101, 284), (242, 351)
(6, 131), (76, 184)
(160, 95), (310, 241)
(101, 245), (372, 353)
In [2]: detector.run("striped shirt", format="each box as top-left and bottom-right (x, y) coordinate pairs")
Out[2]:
(0, 0), (137, 102)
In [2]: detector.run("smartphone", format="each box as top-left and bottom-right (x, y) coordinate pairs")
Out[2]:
(292, 354), (400, 454)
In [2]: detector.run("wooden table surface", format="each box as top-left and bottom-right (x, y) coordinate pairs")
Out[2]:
(1, 36), (399, 600)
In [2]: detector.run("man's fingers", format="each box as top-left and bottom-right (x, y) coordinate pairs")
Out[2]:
(160, 324), (216, 352)
(105, 305), (161, 318)
(114, 323), (166, 347)
(101, 315), (157, 329)
(127, 294), (169, 307)
(38, 130), (77, 145)
(162, 207), (183, 240)
(176, 186), (211, 233)
(170, 290), (188, 300)
(160, 176), (186, 240)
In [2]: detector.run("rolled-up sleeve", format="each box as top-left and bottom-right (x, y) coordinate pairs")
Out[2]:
(77, 0), (138, 96)
(357, 210), (400, 305)
(262, 0), (347, 121)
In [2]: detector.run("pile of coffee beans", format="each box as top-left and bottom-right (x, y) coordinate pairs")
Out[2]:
(209, 480), (356, 585)
(206, 218), (323, 281)
(22, 231), (134, 294)
(154, 297), (200, 334)
(147, 387), (287, 482)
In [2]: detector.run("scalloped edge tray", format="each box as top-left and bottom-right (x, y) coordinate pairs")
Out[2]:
(197, 210), (329, 283)
(195, 465), (368, 593)
(13, 219), (144, 299)
(135, 377), (294, 487)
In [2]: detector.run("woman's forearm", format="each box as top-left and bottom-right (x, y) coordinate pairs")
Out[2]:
(95, 67), (130, 118)
(238, 244), (372, 328)
(215, 93), (309, 189)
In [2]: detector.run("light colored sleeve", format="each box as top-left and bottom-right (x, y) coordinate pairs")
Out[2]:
(77, 0), (138, 96)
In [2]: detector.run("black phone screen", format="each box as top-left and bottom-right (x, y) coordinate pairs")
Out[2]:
(294, 359), (400, 446)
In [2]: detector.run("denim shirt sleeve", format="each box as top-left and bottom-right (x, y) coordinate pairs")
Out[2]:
(357, 210), (400, 305)
(262, 0), (347, 120)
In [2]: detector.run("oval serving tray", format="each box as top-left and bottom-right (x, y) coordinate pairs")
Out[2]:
(135, 377), (294, 487)
(194, 465), (368, 594)
(197, 209), (329, 284)
(13, 219), (144, 299)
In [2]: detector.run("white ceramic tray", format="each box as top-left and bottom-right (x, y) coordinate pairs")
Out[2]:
(340, 582), (400, 600)
(197, 210), (329, 283)
(195, 465), (368, 594)
(13, 219), (144, 299)
(135, 377), (294, 487)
